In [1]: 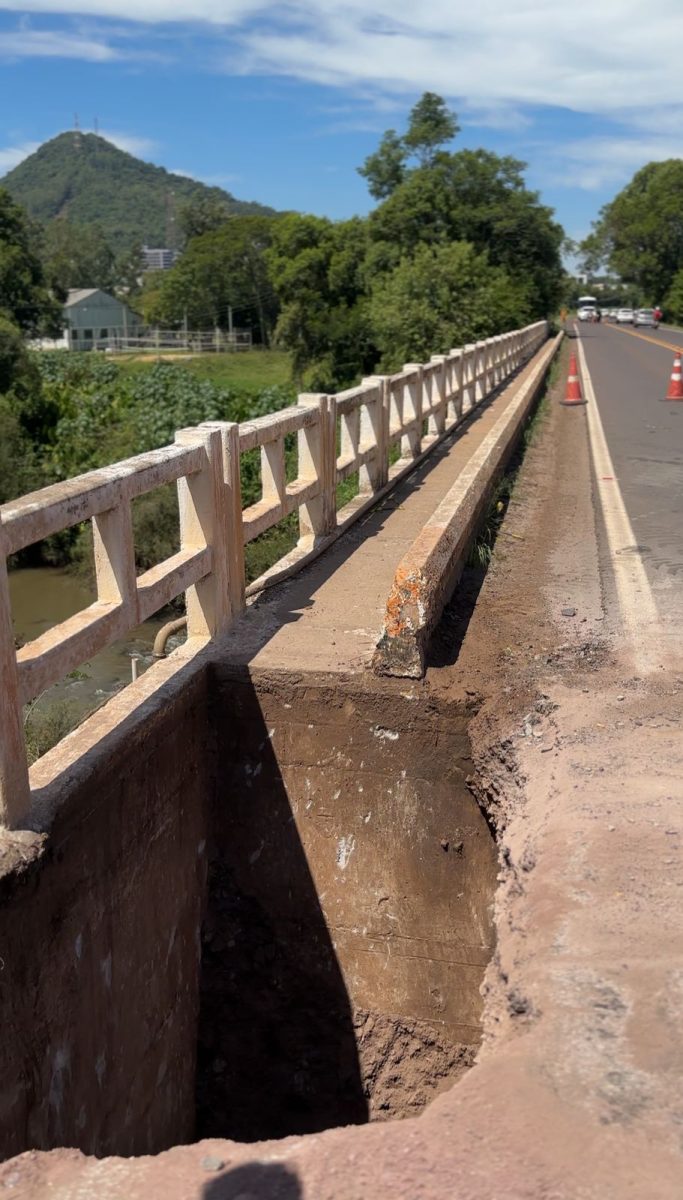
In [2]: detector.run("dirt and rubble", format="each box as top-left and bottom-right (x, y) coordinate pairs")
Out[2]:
(2, 342), (682, 1197)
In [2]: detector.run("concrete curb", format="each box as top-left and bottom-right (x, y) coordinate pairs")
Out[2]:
(373, 333), (563, 678)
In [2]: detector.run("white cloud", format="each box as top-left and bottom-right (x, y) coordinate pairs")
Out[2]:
(540, 130), (683, 191)
(0, 139), (41, 171)
(0, 28), (118, 58)
(100, 129), (157, 155)
(1, 1), (683, 133)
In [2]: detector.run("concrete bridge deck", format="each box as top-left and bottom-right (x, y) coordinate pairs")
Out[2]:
(221, 342), (553, 678)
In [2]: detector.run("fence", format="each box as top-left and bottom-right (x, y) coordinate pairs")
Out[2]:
(0, 320), (547, 825)
(91, 329), (253, 354)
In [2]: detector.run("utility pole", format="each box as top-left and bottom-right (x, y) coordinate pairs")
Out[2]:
(183, 309), (188, 351)
(228, 304), (233, 350)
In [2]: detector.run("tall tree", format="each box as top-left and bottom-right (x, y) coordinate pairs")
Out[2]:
(358, 92), (459, 198)
(0, 188), (62, 335)
(581, 160), (683, 303)
(266, 214), (373, 388)
(147, 216), (278, 343)
(403, 92), (460, 165)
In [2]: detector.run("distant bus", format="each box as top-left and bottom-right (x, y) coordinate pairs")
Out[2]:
(577, 295), (599, 322)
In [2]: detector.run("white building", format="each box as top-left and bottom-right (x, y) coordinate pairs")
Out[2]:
(63, 289), (141, 350)
(141, 247), (179, 272)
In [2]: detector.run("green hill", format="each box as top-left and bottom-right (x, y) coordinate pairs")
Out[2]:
(0, 132), (275, 252)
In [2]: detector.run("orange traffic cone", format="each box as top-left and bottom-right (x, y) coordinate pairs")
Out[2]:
(664, 351), (683, 400)
(561, 354), (584, 406)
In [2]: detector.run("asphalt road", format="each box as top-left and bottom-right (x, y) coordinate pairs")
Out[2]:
(576, 320), (683, 638)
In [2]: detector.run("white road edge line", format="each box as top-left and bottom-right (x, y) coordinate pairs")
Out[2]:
(574, 325), (665, 675)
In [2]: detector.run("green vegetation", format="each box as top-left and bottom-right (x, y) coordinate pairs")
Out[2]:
(1, 348), (294, 581)
(580, 160), (683, 308)
(1, 132), (275, 255)
(264, 94), (563, 388)
(143, 216), (279, 344)
(118, 348), (291, 389)
(148, 93), (563, 389)
(0, 187), (65, 502)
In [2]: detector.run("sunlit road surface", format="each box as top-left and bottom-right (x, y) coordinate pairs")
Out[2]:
(575, 321), (683, 663)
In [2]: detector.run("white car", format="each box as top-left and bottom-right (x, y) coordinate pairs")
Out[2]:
(616, 308), (635, 324)
(633, 308), (659, 328)
(577, 306), (598, 322)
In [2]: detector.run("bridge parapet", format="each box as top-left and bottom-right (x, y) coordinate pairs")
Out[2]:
(0, 320), (547, 825)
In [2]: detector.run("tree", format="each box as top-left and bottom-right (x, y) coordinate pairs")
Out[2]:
(368, 149), (564, 315)
(403, 92), (459, 165)
(147, 216), (278, 343)
(582, 161), (683, 302)
(41, 219), (116, 293)
(266, 214), (374, 388)
(368, 241), (530, 371)
(0, 188), (62, 336)
(664, 267), (683, 323)
(358, 92), (459, 198)
(357, 131), (406, 201)
(114, 242), (145, 298)
(178, 195), (232, 243)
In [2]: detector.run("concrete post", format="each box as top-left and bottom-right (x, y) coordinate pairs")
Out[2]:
(0, 519), (31, 826)
(449, 349), (464, 421)
(200, 421), (246, 620)
(463, 345), (476, 412)
(428, 357), (447, 435)
(175, 426), (232, 639)
(359, 377), (389, 493)
(475, 342), (487, 402)
(297, 394), (336, 547)
(401, 364), (423, 460)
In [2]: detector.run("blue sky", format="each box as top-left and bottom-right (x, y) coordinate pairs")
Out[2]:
(2, 1), (683, 253)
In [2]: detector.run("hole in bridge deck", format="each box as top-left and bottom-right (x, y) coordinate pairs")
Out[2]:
(195, 675), (497, 1142)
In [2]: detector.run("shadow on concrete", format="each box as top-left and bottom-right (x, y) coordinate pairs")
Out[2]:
(426, 562), (488, 671)
(195, 671), (368, 1143)
(203, 1162), (301, 1199)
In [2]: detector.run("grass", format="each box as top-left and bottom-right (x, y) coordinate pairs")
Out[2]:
(116, 348), (292, 391)
(466, 356), (557, 569)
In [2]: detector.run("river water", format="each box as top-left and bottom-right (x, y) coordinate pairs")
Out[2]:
(10, 566), (169, 716)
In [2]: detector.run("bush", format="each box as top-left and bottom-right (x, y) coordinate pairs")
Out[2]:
(368, 241), (531, 372)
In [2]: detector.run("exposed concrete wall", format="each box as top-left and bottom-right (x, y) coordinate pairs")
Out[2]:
(0, 653), (496, 1161)
(0, 666), (210, 1161)
(198, 667), (496, 1140)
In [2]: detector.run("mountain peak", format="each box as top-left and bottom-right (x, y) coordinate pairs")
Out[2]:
(0, 133), (274, 252)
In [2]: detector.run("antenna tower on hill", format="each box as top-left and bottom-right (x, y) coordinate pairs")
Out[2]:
(73, 113), (82, 151)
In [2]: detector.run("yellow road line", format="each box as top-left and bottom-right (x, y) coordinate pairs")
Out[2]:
(604, 323), (683, 353)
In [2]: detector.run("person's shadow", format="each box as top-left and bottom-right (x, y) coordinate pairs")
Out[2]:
(203, 1161), (301, 1199)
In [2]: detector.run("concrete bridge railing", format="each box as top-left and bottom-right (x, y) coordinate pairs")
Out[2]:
(0, 320), (548, 826)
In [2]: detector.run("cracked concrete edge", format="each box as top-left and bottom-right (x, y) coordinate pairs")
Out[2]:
(373, 334), (563, 679)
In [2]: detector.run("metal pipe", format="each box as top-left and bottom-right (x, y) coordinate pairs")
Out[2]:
(152, 616), (188, 659)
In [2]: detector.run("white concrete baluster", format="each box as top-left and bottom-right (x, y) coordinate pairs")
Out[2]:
(297, 394), (336, 546)
(175, 426), (232, 639)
